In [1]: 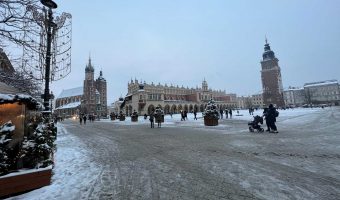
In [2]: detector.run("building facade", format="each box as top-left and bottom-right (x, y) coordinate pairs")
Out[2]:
(83, 57), (107, 117)
(304, 80), (340, 105)
(121, 79), (237, 115)
(251, 93), (264, 108)
(260, 39), (285, 107)
(283, 87), (305, 107)
(54, 87), (82, 117)
(55, 57), (108, 117)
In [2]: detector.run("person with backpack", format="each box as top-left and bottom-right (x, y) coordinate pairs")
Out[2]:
(267, 104), (279, 133)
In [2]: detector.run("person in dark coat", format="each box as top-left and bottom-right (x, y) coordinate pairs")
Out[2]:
(225, 109), (228, 118)
(220, 109), (223, 119)
(229, 109), (232, 119)
(83, 115), (87, 125)
(156, 113), (162, 128)
(193, 110), (197, 120)
(184, 110), (188, 120)
(79, 114), (83, 125)
(144, 113), (147, 120)
(149, 112), (154, 128)
(266, 104), (279, 133)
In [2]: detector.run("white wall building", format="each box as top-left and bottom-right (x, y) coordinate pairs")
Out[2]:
(304, 80), (340, 105)
(283, 87), (305, 107)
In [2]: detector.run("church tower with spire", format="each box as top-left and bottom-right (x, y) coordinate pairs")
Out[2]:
(260, 38), (285, 107)
(83, 56), (96, 114)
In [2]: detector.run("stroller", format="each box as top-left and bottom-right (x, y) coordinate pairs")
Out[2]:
(248, 115), (264, 132)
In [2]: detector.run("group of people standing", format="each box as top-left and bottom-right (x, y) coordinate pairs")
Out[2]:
(149, 110), (163, 128)
(79, 114), (96, 125)
(219, 109), (233, 119)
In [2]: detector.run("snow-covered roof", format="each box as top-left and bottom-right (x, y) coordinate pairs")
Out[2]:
(286, 87), (304, 91)
(58, 87), (83, 99)
(304, 80), (338, 88)
(0, 93), (42, 110)
(55, 101), (81, 110)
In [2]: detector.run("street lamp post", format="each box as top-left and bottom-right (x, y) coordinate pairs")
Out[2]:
(41, 0), (57, 112)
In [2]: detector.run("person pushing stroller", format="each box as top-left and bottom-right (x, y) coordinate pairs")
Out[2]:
(263, 104), (279, 133)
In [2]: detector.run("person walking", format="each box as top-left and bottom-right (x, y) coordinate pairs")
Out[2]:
(220, 109), (223, 119)
(149, 112), (155, 128)
(156, 113), (162, 128)
(225, 109), (228, 118)
(193, 110), (197, 120)
(267, 104), (279, 133)
(184, 110), (188, 121)
(229, 109), (233, 119)
(83, 115), (87, 125)
(180, 110), (184, 121)
(79, 114), (83, 125)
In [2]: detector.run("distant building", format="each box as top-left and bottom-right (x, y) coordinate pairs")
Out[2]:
(121, 79), (237, 115)
(236, 96), (249, 109)
(55, 57), (108, 117)
(83, 57), (107, 117)
(304, 80), (340, 105)
(251, 93), (264, 108)
(260, 39), (285, 107)
(283, 87), (305, 107)
(54, 87), (83, 117)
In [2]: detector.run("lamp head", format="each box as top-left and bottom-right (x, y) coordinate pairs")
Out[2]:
(40, 0), (58, 9)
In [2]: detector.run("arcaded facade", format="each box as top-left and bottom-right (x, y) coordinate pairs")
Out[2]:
(122, 79), (237, 115)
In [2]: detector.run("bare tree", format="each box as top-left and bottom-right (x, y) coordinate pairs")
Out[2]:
(0, 70), (41, 95)
(0, 0), (39, 48)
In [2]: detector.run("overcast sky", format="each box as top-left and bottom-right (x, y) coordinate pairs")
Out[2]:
(49, 0), (340, 104)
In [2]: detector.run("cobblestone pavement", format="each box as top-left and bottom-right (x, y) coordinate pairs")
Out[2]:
(61, 107), (340, 200)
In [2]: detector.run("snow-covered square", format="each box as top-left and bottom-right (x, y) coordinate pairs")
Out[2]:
(8, 107), (340, 200)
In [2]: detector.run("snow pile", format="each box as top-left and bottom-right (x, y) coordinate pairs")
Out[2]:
(9, 124), (101, 200)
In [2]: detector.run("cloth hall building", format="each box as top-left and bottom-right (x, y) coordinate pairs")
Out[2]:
(121, 79), (237, 116)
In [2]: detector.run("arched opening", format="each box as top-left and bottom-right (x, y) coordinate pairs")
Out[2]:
(200, 104), (204, 112)
(194, 104), (198, 112)
(171, 105), (177, 114)
(164, 104), (170, 114)
(178, 104), (183, 112)
(148, 104), (155, 115)
(184, 104), (189, 112)
(189, 104), (193, 112)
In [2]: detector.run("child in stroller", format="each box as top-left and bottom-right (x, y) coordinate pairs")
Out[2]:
(248, 115), (264, 132)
